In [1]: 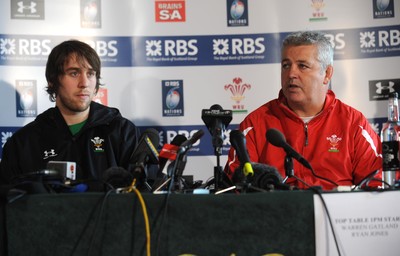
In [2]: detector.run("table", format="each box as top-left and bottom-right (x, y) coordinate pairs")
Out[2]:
(2, 190), (315, 256)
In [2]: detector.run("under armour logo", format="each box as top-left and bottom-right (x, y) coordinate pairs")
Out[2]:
(17, 1), (37, 14)
(376, 81), (395, 94)
(43, 149), (57, 159)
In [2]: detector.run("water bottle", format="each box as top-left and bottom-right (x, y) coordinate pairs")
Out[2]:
(380, 92), (400, 188)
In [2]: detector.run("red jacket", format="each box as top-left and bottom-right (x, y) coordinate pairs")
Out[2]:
(225, 90), (383, 190)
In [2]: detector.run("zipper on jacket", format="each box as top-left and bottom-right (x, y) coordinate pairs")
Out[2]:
(304, 123), (309, 146)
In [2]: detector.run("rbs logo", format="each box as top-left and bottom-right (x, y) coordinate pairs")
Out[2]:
(85, 40), (118, 57)
(324, 33), (345, 50)
(378, 29), (400, 47)
(18, 39), (51, 55)
(0, 38), (51, 56)
(213, 37), (265, 55)
(231, 38), (265, 54)
(165, 40), (197, 56)
(155, 0), (186, 22)
(146, 39), (198, 57)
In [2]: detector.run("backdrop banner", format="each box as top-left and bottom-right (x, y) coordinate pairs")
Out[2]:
(0, 0), (399, 182)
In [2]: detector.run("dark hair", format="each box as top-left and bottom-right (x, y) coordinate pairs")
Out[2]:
(45, 40), (102, 102)
(282, 31), (333, 72)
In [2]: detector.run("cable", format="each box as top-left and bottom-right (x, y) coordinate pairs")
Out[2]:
(87, 189), (113, 255)
(69, 179), (151, 256)
(69, 190), (113, 256)
(311, 188), (342, 256)
(287, 174), (342, 256)
(155, 190), (172, 256)
(289, 174), (312, 188)
(309, 166), (339, 188)
(128, 179), (151, 256)
(351, 170), (380, 191)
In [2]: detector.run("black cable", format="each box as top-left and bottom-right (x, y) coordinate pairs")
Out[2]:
(309, 166), (339, 187)
(379, 179), (395, 189)
(69, 190), (113, 256)
(351, 170), (380, 191)
(290, 174), (312, 188)
(87, 189), (113, 256)
(155, 192), (172, 256)
(287, 174), (342, 256)
(311, 188), (342, 256)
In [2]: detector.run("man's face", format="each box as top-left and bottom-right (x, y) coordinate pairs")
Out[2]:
(281, 45), (331, 110)
(56, 54), (97, 115)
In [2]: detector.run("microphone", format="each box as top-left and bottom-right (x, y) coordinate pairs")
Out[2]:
(232, 163), (292, 191)
(167, 129), (204, 180)
(129, 128), (160, 179)
(266, 128), (339, 189)
(266, 128), (312, 170)
(178, 129), (205, 155)
(229, 129), (254, 177)
(158, 134), (187, 175)
(201, 104), (232, 154)
(102, 166), (133, 190)
(251, 163), (292, 190)
(46, 161), (77, 181)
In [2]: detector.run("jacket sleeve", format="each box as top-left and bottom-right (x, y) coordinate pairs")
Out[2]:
(0, 137), (20, 185)
(115, 119), (141, 170)
(352, 117), (383, 187)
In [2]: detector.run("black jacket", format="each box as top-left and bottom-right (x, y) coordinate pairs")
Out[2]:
(0, 101), (140, 186)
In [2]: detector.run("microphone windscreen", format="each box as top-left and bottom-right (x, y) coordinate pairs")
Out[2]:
(251, 163), (283, 189)
(232, 163), (284, 191)
(103, 166), (133, 189)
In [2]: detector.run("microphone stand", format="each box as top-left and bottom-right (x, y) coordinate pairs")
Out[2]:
(283, 154), (311, 188)
(201, 105), (232, 193)
(172, 154), (188, 192)
(283, 155), (294, 183)
(132, 164), (152, 192)
(213, 145), (223, 192)
(160, 152), (188, 194)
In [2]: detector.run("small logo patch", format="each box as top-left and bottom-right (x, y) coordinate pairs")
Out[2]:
(327, 134), (342, 152)
(43, 149), (57, 159)
(91, 137), (104, 152)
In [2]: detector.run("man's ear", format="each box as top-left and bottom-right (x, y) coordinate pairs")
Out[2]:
(323, 65), (333, 85)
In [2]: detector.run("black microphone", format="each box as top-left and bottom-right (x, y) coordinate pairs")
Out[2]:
(229, 129), (254, 177)
(158, 134), (187, 175)
(266, 128), (312, 170)
(201, 104), (232, 154)
(178, 129), (205, 154)
(251, 163), (293, 190)
(168, 129), (204, 180)
(102, 166), (133, 190)
(232, 163), (292, 191)
(129, 128), (160, 179)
